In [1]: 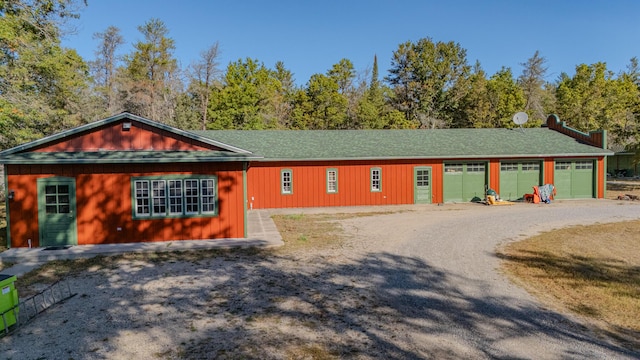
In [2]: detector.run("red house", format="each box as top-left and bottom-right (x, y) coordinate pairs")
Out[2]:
(0, 113), (611, 248)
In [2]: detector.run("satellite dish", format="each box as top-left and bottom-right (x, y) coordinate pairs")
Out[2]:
(513, 112), (529, 125)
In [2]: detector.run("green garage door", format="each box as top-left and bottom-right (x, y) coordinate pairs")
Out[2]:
(443, 162), (487, 202)
(499, 161), (541, 200)
(554, 160), (595, 199)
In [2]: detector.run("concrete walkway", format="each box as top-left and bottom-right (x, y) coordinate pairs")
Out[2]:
(0, 210), (283, 277)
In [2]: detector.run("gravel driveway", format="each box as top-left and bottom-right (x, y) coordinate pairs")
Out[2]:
(1, 200), (639, 359)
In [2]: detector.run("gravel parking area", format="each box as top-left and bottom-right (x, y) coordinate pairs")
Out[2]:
(1, 200), (640, 359)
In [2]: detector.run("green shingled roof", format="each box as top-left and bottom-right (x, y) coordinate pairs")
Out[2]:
(0, 151), (259, 164)
(195, 128), (612, 161)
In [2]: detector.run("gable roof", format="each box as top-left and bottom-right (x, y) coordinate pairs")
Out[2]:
(0, 113), (613, 165)
(196, 128), (613, 161)
(0, 113), (261, 164)
(0, 112), (252, 157)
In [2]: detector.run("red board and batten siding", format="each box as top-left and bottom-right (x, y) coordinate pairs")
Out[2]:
(248, 155), (607, 210)
(32, 121), (220, 152)
(597, 157), (606, 198)
(488, 160), (501, 193)
(246, 160), (445, 209)
(6, 162), (245, 248)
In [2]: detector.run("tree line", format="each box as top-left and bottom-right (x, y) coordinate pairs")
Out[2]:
(1, 0), (639, 153)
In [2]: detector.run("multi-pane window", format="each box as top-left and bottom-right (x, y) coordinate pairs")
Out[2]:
(45, 185), (71, 214)
(327, 169), (338, 193)
(133, 176), (217, 218)
(555, 161), (572, 171)
(522, 162), (540, 171)
(201, 179), (216, 213)
(575, 160), (593, 170)
(501, 162), (518, 171)
(416, 169), (430, 187)
(444, 164), (463, 173)
(184, 179), (199, 214)
(467, 163), (485, 172)
(371, 168), (381, 192)
(168, 180), (183, 215)
(281, 169), (293, 194)
(152, 180), (166, 214)
(134, 181), (150, 216)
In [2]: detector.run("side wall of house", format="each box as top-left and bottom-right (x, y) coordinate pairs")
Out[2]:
(247, 159), (445, 209)
(248, 156), (607, 209)
(6, 162), (245, 248)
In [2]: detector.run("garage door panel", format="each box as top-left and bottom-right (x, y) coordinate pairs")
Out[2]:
(554, 160), (594, 199)
(500, 162), (540, 200)
(444, 162), (486, 202)
(572, 161), (594, 198)
(463, 171), (486, 201)
(518, 162), (541, 199)
(554, 161), (572, 199)
(499, 163), (519, 200)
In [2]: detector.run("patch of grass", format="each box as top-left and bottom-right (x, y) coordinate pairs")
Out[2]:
(498, 220), (640, 349)
(285, 344), (338, 360)
(271, 212), (392, 253)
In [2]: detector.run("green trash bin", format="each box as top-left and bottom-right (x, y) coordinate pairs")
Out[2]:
(0, 274), (19, 331)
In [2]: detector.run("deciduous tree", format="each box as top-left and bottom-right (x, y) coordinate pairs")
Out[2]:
(90, 26), (124, 115)
(487, 67), (526, 128)
(293, 73), (347, 129)
(187, 42), (221, 130)
(555, 62), (613, 131)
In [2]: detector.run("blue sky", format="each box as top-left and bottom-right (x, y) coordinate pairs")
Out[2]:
(62, 0), (640, 86)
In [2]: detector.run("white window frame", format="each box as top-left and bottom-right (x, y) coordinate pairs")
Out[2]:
(327, 168), (338, 194)
(134, 180), (151, 217)
(281, 169), (293, 195)
(501, 162), (518, 171)
(522, 162), (540, 171)
(371, 167), (382, 192)
(184, 179), (200, 215)
(168, 180), (183, 215)
(200, 179), (216, 214)
(132, 176), (217, 219)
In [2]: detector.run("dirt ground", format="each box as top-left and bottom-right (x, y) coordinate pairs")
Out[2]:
(606, 178), (640, 200)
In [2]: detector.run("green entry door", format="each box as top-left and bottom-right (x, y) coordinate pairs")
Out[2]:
(414, 167), (432, 204)
(443, 162), (487, 202)
(499, 161), (541, 200)
(37, 178), (78, 247)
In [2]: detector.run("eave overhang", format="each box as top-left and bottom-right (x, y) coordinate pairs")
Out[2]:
(0, 151), (262, 165)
